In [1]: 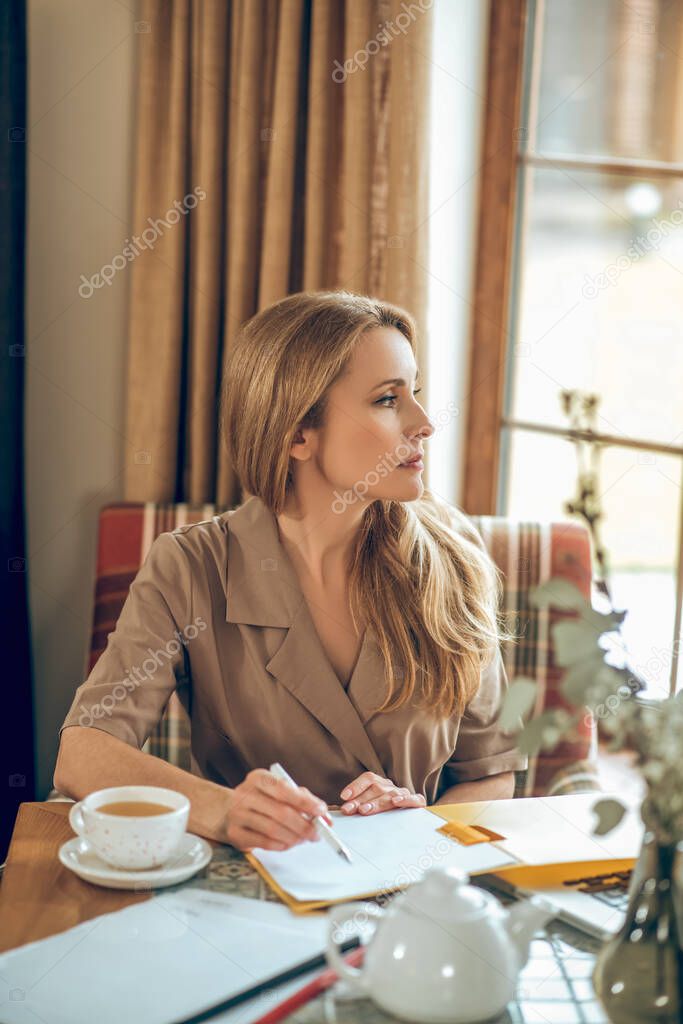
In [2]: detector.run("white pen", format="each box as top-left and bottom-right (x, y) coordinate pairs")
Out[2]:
(269, 762), (353, 864)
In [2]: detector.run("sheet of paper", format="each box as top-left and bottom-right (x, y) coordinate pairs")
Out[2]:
(0, 889), (330, 1024)
(251, 806), (517, 902)
(431, 793), (644, 865)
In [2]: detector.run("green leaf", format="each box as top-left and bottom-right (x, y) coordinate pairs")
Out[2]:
(530, 579), (626, 635)
(576, 607), (627, 635)
(592, 798), (626, 836)
(517, 712), (563, 757)
(560, 654), (605, 704)
(500, 678), (538, 733)
(530, 578), (590, 611)
(551, 620), (603, 666)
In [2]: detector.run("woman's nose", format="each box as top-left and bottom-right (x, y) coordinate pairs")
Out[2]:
(412, 415), (435, 440)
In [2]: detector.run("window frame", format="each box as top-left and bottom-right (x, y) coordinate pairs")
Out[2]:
(463, 0), (683, 696)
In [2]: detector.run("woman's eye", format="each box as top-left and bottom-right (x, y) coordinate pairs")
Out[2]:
(376, 388), (422, 407)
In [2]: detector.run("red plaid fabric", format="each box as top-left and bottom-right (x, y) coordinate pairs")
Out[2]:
(470, 517), (598, 796)
(58, 504), (598, 798)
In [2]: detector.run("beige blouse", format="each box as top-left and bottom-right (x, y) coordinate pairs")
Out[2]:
(60, 495), (527, 805)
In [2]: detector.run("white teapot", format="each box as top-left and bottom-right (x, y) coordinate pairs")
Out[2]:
(326, 865), (555, 1023)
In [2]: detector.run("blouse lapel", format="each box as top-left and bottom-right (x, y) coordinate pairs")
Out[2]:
(265, 603), (385, 774)
(224, 496), (386, 775)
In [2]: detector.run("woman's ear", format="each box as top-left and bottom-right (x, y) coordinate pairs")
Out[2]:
(289, 425), (314, 463)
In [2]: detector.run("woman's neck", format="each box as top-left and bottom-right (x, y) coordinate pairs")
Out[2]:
(275, 491), (364, 590)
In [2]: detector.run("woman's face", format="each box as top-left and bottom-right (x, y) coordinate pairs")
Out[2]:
(293, 326), (435, 507)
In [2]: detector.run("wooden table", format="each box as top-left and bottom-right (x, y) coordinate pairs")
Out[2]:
(0, 802), (609, 1023)
(0, 801), (174, 952)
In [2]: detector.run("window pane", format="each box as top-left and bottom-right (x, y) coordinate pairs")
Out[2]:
(536, 0), (683, 164)
(508, 168), (683, 446)
(502, 428), (680, 698)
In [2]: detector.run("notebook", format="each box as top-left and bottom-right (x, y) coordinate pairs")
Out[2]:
(246, 805), (518, 912)
(246, 794), (642, 913)
(0, 890), (333, 1024)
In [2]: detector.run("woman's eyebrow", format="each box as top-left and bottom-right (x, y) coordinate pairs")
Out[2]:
(369, 371), (420, 393)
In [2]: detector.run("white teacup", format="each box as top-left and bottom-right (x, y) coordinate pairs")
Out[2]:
(68, 785), (190, 870)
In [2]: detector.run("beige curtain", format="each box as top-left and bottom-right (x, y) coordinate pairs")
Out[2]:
(124, 0), (434, 505)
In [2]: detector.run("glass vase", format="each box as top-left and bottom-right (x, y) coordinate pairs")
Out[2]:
(592, 830), (683, 1023)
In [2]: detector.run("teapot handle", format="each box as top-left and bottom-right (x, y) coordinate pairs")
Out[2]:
(326, 902), (383, 993)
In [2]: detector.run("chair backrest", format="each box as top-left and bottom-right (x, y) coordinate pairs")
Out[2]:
(469, 517), (597, 796)
(88, 504), (597, 795)
(87, 503), (219, 772)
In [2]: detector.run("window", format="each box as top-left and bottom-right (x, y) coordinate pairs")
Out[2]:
(499, 0), (683, 698)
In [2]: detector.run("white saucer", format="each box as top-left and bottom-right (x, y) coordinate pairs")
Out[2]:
(58, 832), (213, 890)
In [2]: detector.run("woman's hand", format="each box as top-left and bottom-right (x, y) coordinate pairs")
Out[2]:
(224, 768), (331, 851)
(339, 771), (427, 815)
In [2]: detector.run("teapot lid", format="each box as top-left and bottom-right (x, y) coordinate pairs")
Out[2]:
(399, 865), (499, 923)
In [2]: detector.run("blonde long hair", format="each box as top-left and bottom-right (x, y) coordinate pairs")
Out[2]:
(221, 290), (506, 719)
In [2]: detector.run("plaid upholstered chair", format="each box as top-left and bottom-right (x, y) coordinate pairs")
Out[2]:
(469, 516), (598, 797)
(49, 503), (598, 800)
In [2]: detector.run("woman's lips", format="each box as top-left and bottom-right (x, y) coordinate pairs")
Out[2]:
(399, 457), (424, 471)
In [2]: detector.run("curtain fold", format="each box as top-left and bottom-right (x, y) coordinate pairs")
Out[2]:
(125, 0), (434, 506)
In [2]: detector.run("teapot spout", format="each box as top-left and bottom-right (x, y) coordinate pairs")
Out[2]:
(505, 896), (556, 968)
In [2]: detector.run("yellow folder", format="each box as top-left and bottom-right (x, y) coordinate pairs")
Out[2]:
(429, 795), (639, 891)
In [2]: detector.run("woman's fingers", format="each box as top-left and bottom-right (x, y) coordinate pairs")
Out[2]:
(255, 794), (320, 842)
(339, 778), (423, 811)
(340, 774), (390, 813)
(237, 786), (320, 843)
(342, 784), (426, 815)
(232, 825), (289, 852)
(342, 782), (389, 815)
(358, 791), (426, 815)
(366, 792), (405, 813)
(226, 769), (329, 850)
(340, 772), (381, 803)
(388, 791), (426, 810)
(244, 805), (319, 847)
(254, 771), (329, 821)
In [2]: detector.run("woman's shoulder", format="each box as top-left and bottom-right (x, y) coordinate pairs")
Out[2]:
(165, 510), (234, 566)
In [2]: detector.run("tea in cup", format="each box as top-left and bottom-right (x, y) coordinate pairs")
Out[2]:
(68, 785), (190, 870)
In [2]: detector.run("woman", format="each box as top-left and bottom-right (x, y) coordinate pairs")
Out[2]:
(55, 290), (526, 853)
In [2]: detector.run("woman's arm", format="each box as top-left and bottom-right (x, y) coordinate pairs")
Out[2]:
(54, 725), (328, 851)
(55, 725), (236, 843)
(434, 770), (515, 805)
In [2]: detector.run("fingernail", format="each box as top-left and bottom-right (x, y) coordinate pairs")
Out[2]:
(360, 802), (373, 812)
(393, 794), (404, 802)
(341, 788), (352, 799)
(342, 801), (356, 812)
